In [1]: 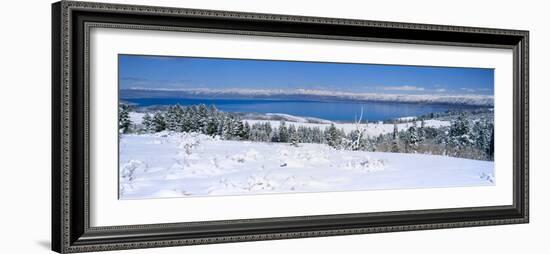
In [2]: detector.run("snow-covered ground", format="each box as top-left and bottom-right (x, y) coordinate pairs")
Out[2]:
(119, 132), (494, 200)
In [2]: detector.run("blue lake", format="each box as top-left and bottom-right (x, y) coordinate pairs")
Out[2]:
(124, 98), (480, 122)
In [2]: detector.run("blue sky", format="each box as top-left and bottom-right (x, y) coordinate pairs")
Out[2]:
(119, 55), (494, 95)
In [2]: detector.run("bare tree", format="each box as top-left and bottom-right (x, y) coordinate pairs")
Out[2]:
(350, 106), (368, 150)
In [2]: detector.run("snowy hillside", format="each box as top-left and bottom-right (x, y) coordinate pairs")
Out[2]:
(130, 112), (450, 137)
(244, 119), (450, 137)
(119, 132), (494, 199)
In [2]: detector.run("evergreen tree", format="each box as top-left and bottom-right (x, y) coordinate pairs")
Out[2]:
(197, 104), (210, 133)
(242, 122), (251, 140)
(448, 112), (471, 149)
(205, 105), (220, 136)
(233, 120), (245, 139)
(288, 124), (300, 146)
(181, 106), (193, 132)
(186, 106), (200, 132)
(141, 113), (153, 133)
(310, 127), (323, 144)
(152, 112), (166, 132)
(325, 124), (341, 149)
(278, 121), (289, 142)
(419, 120), (426, 142)
(472, 120), (494, 160)
(222, 116), (236, 139)
(391, 123), (399, 152)
(488, 127), (495, 159)
(405, 122), (420, 153)
(271, 127), (280, 143)
(164, 105), (184, 131)
(119, 104), (132, 133)
(391, 138), (400, 153)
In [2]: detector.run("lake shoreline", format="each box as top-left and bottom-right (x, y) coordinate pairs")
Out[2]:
(121, 97), (488, 122)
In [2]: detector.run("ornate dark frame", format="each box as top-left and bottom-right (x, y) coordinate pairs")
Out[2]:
(51, 1), (529, 253)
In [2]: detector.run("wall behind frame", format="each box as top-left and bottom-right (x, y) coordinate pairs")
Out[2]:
(0, 0), (547, 253)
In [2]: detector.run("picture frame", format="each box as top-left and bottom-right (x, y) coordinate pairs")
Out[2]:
(51, 1), (529, 253)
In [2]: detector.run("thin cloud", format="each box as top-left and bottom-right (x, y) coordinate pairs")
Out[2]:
(435, 88), (447, 92)
(381, 85), (425, 91)
(460, 87), (492, 93)
(460, 88), (476, 93)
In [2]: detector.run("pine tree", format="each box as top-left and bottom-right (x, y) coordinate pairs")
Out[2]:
(119, 104), (132, 133)
(233, 120), (245, 139)
(472, 119), (494, 160)
(419, 120), (426, 142)
(152, 112), (166, 132)
(181, 106), (193, 132)
(222, 116), (235, 139)
(242, 122), (251, 140)
(197, 104), (210, 133)
(325, 124), (341, 149)
(205, 105), (220, 136)
(288, 124), (300, 146)
(186, 106), (200, 132)
(141, 113), (153, 133)
(271, 127), (280, 143)
(310, 127), (322, 144)
(278, 121), (289, 142)
(405, 122), (420, 153)
(164, 105), (184, 132)
(448, 112), (471, 149)
(488, 127), (495, 159)
(391, 123), (399, 152)
(263, 122), (272, 142)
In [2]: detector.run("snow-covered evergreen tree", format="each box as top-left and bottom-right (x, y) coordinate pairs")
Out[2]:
(141, 113), (153, 133)
(288, 124), (300, 146)
(164, 105), (184, 131)
(325, 124), (341, 149)
(271, 127), (280, 143)
(152, 112), (166, 132)
(197, 104), (210, 133)
(419, 120), (426, 142)
(404, 122), (420, 153)
(310, 127), (323, 144)
(233, 120), (245, 140)
(448, 112), (471, 150)
(119, 104), (132, 133)
(242, 122), (251, 140)
(278, 121), (289, 142)
(221, 116), (235, 139)
(471, 119), (494, 160)
(205, 105), (220, 136)
(391, 123), (399, 152)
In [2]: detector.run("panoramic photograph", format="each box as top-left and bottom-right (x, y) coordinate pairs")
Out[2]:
(118, 54), (495, 200)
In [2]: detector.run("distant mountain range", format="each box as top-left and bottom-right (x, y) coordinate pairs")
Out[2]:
(120, 87), (494, 107)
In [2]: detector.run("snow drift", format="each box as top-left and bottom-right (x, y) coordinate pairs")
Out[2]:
(119, 132), (494, 199)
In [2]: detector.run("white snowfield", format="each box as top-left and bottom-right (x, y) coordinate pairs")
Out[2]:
(244, 119), (450, 137)
(119, 132), (494, 199)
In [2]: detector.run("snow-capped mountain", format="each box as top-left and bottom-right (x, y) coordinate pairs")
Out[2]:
(120, 87), (494, 106)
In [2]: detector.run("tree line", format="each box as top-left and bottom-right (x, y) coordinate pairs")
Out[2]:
(119, 104), (494, 161)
